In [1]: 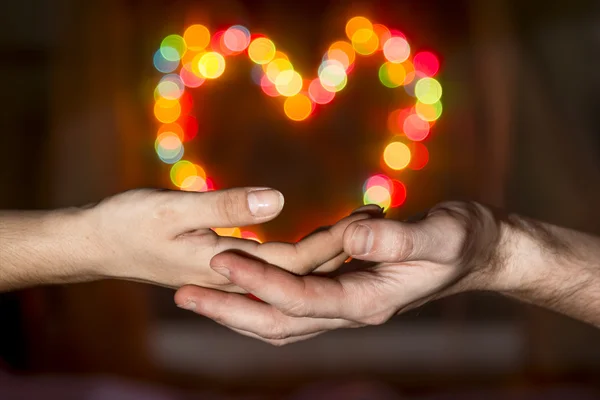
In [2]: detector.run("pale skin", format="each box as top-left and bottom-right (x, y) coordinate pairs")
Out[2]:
(1, 190), (598, 346)
(0, 187), (376, 293)
(175, 201), (600, 345)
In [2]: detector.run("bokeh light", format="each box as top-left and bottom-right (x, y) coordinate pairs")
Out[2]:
(178, 91), (193, 115)
(415, 77), (442, 104)
(327, 41), (355, 70)
(153, 50), (179, 73)
(363, 185), (391, 210)
(157, 74), (184, 100)
(154, 97), (181, 123)
(153, 19), (444, 224)
(179, 115), (199, 141)
(251, 64), (264, 85)
(345, 16), (373, 40)
(260, 74), (280, 97)
(390, 179), (407, 207)
(383, 141), (411, 170)
(319, 60), (347, 92)
(275, 69), (303, 97)
(160, 34), (187, 62)
(266, 58), (294, 83)
(248, 37), (276, 64)
(415, 100), (443, 122)
(212, 30), (233, 56)
(183, 25), (211, 51)
(198, 52), (226, 79)
(213, 227), (242, 238)
(223, 25), (251, 53)
(401, 60), (416, 85)
(403, 113), (430, 141)
(379, 62), (406, 88)
(413, 51), (440, 77)
(409, 142), (429, 170)
(363, 174), (393, 193)
(373, 24), (391, 50)
(241, 231), (261, 243)
(308, 78), (335, 104)
(383, 36), (410, 63)
(351, 28), (379, 55)
(170, 161), (206, 188)
(155, 132), (184, 164)
(284, 93), (313, 121)
(181, 175), (208, 192)
(179, 63), (206, 88)
(158, 122), (185, 141)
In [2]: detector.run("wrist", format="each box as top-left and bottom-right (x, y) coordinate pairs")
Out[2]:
(0, 208), (105, 290)
(46, 207), (106, 282)
(487, 214), (592, 300)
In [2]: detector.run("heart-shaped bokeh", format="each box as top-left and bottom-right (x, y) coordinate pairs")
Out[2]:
(152, 16), (442, 241)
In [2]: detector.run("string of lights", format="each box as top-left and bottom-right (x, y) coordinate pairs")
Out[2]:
(153, 16), (442, 240)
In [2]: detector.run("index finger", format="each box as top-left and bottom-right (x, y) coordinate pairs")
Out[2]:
(213, 209), (381, 275)
(209, 251), (381, 322)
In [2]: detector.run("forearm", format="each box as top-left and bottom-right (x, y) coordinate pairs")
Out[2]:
(496, 215), (600, 326)
(0, 209), (100, 291)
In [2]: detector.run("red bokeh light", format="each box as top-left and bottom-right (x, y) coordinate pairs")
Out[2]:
(390, 179), (407, 207)
(409, 142), (429, 170)
(179, 115), (199, 141)
(413, 51), (440, 77)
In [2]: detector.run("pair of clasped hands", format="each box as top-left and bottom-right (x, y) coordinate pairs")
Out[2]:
(83, 186), (515, 345)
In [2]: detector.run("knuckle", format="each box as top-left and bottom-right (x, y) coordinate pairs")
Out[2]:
(214, 191), (243, 225)
(280, 299), (308, 318)
(361, 312), (390, 326)
(263, 322), (289, 340)
(387, 227), (414, 260)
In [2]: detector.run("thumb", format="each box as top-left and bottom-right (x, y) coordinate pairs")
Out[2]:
(171, 187), (285, 231)
(343, 218), (447, 263)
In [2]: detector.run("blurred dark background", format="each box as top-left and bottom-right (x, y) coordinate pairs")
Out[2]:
(0, 0), (599, 398)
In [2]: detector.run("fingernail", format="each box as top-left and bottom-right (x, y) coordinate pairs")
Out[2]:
(349, 224), (374, 255)
(247, 189), (284, 218)
(352, 204), (384, 215)
(211, 265), (230, 279)
(177, 300), (197, 311)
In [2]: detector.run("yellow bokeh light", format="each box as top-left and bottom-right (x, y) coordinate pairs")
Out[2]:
(415, 77), (442, 104)
(284, 93), (313, 121)
(213, 227), (242, 238)
(198, 52), (226, 79)
(363, 185), (391, 210)
(158, 123), (184, 141)
(328, 41), (356, 69)
(266, 58), (294, 83)
(154, 98), (181, 123)
(379, 62), (407, 88)
(275, 69), (303, 97)
(351, 28), (379, 55)
(345, 16), (373, 41)
(248, 38), (276, 64)
(416, 100), (443, 121)
(170, 161), (206, 188)
(183, 25), (211, 52)
(181, 175), (208, 192)
(261, 51), (289, 72)
(383, 141), (411, 170)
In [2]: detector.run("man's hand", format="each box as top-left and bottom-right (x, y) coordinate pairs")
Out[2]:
(175, 201), (600, 345)
(0, 188), (374, 291)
